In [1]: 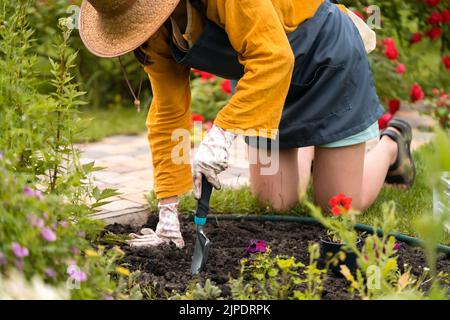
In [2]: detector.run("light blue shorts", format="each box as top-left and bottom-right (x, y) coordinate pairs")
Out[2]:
(320, 121), (380, 148)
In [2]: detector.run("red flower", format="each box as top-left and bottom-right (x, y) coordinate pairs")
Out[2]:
(220, 79), (232, 96)
(378, 112), (393, 130)
(427, 27), (442, 40)
(353, 10), (365, 20)
(388, 99), (401, 114)
(427, 12), (443, 25)
(410, 32), (423, 44)
(442, 10), (450, 23)
(395, 63), (406, 75)
(192, 69), (216, 82)
(383, 38), (399, 60)
(328, 193), (353, 216)
(426, 0), (440, 6)
(191, 113), (205, 123)
(410, 84), (425, 103)
(443, 56), (450, 71)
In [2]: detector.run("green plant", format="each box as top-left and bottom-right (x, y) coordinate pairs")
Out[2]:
(0, 2), (138, 300)
(342, 0), (449, 111)
(229, 245), (326, 300)
(190, 72), (231, 121)
(170, 279), (222, 300)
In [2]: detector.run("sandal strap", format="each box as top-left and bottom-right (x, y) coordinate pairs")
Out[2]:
(386, 119), (412, 143)
(380, 129), (401, 172)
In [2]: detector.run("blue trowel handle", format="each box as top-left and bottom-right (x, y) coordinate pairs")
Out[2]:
(194, 175), (213, 226)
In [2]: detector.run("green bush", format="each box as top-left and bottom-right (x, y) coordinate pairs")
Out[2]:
(0, 0), (140, 300)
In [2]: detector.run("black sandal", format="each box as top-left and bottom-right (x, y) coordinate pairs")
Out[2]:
(380, 119), (416, 188)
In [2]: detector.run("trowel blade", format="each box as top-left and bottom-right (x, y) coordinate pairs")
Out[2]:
(191, 227), (211, 275)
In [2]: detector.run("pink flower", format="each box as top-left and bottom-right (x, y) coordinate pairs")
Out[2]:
(70, 246), (81, 255)
(23, 186), (35, 197)
(395, 64), (406, 75)
(23, 186), (43, 200)
(67, 264), (87, 283)
(245, 240), (267, 255)
(0, 251), (6, 265)
(41, 227), (57, 242)
(11, 243), (29, 258)
(58, 221), (69, 228)
(76, 230), (86, 237)
(27, 214), (44, 229)
(44, 267), (57, 278)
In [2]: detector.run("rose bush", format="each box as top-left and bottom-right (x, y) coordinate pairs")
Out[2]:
(343, 0), (449, 129)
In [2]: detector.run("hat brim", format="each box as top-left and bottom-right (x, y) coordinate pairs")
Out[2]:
(79, 0), (180, 58)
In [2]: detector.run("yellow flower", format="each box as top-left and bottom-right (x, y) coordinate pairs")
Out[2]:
(85, 249), (99, 257)
(116, 267), (130, 277)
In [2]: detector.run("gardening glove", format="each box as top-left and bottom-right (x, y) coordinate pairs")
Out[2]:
(155, 202), (185, 248)
(193, 124), (237, 200)
(127, 202), (184, 248)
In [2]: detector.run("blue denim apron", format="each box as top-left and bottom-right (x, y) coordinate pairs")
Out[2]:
(168, 0), (384, 148)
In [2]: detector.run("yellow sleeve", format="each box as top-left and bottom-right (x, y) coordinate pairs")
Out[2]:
(143, 28), (193, 199)
(214, 0), (295, 139)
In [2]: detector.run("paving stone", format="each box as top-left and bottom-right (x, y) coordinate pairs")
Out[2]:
(119, 192), (149, 205)
(98, 199), (143, 212)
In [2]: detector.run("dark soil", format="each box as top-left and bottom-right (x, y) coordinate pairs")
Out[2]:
(105, 215), (450, 300)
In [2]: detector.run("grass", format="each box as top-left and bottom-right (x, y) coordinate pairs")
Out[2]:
(76, 106), (148, 143)
(147, 144), (450, 244)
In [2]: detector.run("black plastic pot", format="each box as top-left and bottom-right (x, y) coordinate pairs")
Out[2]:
(320, 238), (361, 277)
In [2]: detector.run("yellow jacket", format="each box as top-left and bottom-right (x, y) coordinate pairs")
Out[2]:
(143, 0), (324, 199)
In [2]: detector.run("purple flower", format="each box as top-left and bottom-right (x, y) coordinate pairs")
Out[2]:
(76, 230), (86, 237)
(0, 251), (6, 265)
(394, 242), (401, 251)
(44, 267), (57, 278)
(67, 264), (87, 283)
(41, 228), (57, 242)
(70, 246), (80, 255)
(27, 214), (44, 229)
(15, 259), (24, 270)
(22, 186), (44, 200)
(11, 242), (29, 258)
(58, 221), (69, 228)
(103, 293), (114, 300)
(34, 190), (43, 200)
(0, 151), (3, 159)
(43, 212), (49, 220)
(245, 240), (267, 256)
(23, 186), (35, 197)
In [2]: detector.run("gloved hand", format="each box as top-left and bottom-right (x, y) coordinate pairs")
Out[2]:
(193, 125), (237, 200)
(127, 202), (184, 248)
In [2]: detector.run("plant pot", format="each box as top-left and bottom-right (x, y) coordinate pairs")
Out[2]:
(320, 238), (361, 277)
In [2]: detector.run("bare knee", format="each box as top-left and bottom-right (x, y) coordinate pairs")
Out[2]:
(249, 147), (301, 212)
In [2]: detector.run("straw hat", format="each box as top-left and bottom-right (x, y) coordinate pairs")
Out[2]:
(79, 0), (180, 58)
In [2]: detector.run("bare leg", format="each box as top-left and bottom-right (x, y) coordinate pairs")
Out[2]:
(249, 146), (314, 211)
(313, 136), (398, 212)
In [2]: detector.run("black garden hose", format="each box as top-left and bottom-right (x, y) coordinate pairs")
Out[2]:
(207, 214), (450, 256)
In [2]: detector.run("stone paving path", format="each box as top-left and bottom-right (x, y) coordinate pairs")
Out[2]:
(76, 108), (436, 223)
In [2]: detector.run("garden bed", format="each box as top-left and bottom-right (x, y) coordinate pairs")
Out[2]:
(105, 215), (450, 300)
